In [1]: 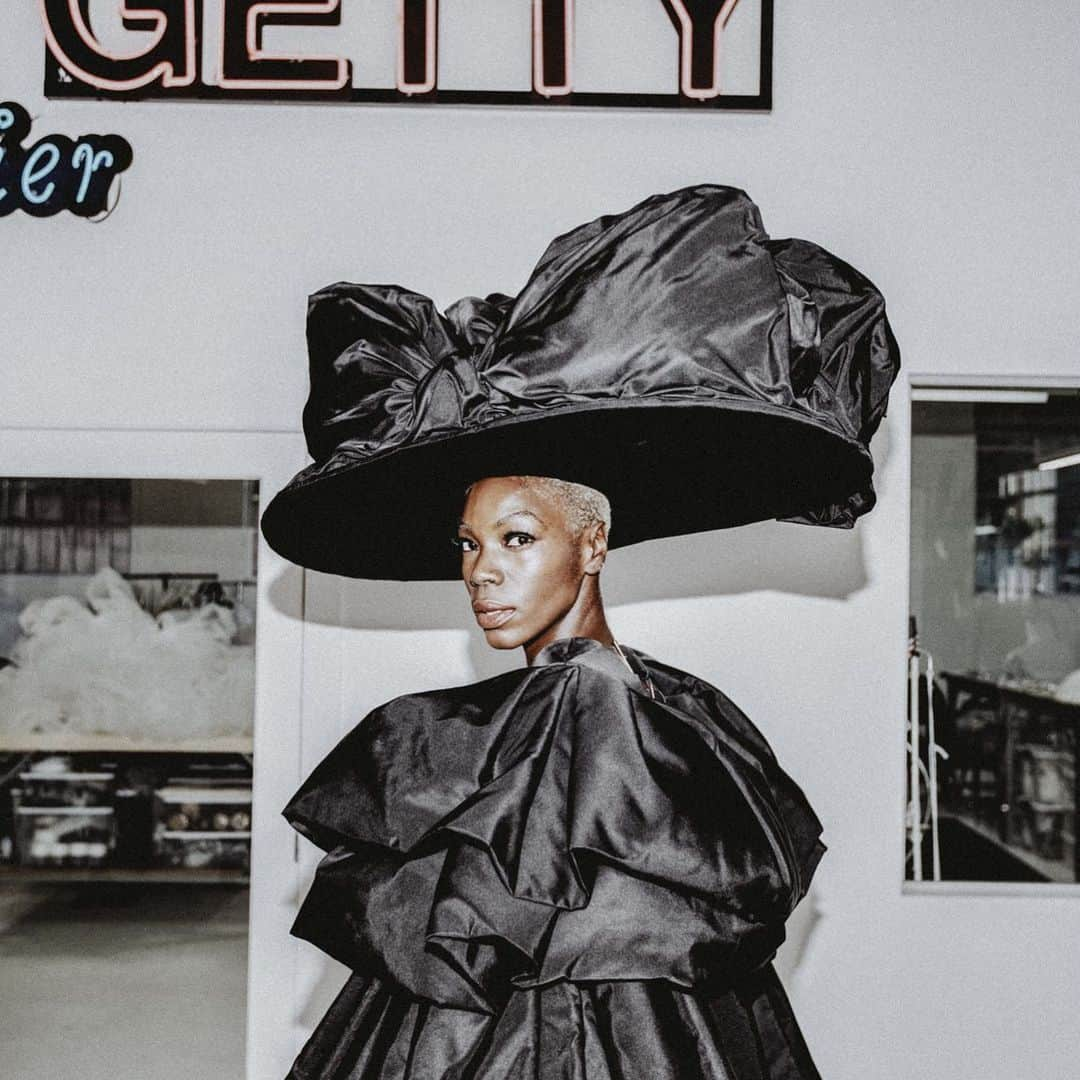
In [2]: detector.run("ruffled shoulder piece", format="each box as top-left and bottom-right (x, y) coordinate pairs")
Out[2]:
(283, 637), (825, 1015)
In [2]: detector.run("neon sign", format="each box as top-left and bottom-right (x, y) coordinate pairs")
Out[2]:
(0, 102), (132, 218)
(41, 0), (772, 109)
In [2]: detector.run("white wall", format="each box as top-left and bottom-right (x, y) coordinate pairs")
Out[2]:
(4, 4), (1080, 1079)
(129, 526), (256, 580)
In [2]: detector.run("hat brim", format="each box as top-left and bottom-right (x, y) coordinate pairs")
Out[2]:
(260, 399), (874, 580)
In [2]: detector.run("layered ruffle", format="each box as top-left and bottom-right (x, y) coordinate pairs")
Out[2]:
(283, 639), (824, 1017)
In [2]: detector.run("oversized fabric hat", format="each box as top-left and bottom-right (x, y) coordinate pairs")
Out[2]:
(261, 185), (901, 580)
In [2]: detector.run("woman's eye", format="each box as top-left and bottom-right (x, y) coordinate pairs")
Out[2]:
(505, 532), (534, 548)
(452, 537), (477, 552)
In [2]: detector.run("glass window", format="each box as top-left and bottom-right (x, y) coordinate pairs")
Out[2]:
(907, 387), (1080, 886)
(0, 476), (260, 1076)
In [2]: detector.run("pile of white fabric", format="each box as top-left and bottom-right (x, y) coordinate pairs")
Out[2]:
(0, 568), (254, 739)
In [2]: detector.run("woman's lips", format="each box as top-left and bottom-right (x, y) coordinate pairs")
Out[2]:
(475, 607), (515, 629)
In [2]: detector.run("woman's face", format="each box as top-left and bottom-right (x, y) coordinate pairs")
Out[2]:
(456, 477), (603, 657)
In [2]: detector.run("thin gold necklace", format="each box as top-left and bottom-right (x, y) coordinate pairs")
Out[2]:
(611, 639), (657, 700)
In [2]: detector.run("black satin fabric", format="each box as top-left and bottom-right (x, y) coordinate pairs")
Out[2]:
(283, 637), (825, 1079)
(261, 185), (901, 579)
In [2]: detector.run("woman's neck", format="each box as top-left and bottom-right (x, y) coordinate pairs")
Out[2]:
(522, 582), (613, 665)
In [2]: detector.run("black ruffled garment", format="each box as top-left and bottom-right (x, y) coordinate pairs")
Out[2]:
(282, 636), (826, 1079)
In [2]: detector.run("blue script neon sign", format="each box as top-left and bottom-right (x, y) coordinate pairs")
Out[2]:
(0, 102), (132, 218)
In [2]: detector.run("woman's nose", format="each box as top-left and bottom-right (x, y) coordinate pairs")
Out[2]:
(469, 549), (502, 586)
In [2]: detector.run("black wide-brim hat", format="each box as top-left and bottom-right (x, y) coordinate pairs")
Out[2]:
(261, 185), (901, 580)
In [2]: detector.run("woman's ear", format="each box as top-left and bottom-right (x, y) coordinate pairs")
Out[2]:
(582, 521), (608, 576)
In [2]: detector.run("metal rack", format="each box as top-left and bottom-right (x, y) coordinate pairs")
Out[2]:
(0, 747), (254, 885)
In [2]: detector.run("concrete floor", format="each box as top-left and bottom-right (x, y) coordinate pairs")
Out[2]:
(0, 882), (249, 1080)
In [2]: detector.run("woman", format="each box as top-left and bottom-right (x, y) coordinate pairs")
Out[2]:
(458, 475), (614, 663)
(262, 185), (901, 1078)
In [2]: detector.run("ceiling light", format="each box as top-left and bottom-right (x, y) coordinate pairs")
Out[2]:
(1038, 451), (1080, 472)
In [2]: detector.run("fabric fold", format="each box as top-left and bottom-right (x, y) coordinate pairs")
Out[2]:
(285, 963), (822, 1079)
(284, 638), (824, 1017)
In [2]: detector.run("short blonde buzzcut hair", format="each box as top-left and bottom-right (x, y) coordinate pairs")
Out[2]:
(519, 476), (611, 539)
(463, 476), (612, 539)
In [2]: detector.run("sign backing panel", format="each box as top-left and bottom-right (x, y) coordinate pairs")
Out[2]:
(41, 0), (773, 109)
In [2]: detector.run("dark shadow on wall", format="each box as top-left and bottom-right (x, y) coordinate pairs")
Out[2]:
(773, 888), (823, 988)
